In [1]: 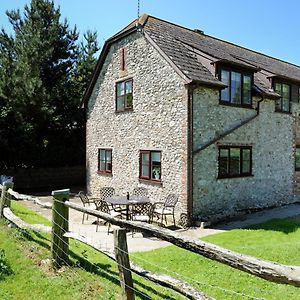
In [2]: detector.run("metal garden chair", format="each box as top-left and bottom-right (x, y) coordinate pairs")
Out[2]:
(94, 200), (122, 234)
(77, 191), (96, 224)
(153, 194), (178, 226)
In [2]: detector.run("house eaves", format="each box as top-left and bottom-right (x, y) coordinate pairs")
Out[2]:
(81, 26), (138, 108)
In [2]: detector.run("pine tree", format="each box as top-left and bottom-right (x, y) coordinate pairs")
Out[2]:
(0, 0), (98, 168)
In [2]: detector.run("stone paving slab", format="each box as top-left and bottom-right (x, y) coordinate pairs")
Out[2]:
(18, 193), (300, 253)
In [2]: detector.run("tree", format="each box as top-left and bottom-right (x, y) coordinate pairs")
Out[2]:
(0, 0), (99, 169)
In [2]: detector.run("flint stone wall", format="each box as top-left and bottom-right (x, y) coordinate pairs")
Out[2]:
(86, 32), (188, 216)
(192, 86), (299, 222)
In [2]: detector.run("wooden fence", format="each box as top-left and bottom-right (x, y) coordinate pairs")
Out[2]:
(1, 185), (300, 300)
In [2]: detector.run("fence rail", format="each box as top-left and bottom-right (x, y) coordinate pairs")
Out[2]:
(1, 185), (300, 299)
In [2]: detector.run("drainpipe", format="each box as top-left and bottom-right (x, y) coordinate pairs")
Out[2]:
(187, 86), (194, 223)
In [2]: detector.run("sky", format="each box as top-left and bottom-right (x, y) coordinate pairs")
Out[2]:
(1, 0), (300, 66)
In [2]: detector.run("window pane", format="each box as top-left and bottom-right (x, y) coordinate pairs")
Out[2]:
(99, 161), (106, 171)
(117, 96), (124, 110)
(275, 99), (282, 111)
(125, 80), (132, 94)
(151, 152), (161, 162)
(282, 98), (290, 112)
(231, 72), (241, 104)
(275, 83), (281, 93)
(141, 153), (150, 178)
(142, 165), (149, 177)
(230, 148), (240, 175)
(242, 149), (251, 173)
(125, 94), (133, 108)
(243, 75), (251, 105)
(100, 150), (105, 161)
(221, 70), (230, 102)
(219, 149), (229, 176)
(117, 82), (125, 96)
(151, 152), (161, 180)
(296, 148), (300, 171)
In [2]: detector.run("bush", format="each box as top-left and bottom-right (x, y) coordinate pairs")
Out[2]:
(0, 249), (13, 280)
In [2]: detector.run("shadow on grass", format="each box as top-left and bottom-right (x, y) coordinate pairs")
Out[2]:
(245, 218), (300, 234)
(13, 227), (177, 299)
(69, 250), (178, 300)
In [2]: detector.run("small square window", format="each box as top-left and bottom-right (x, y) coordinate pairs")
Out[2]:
(140, 150), (161, 181)
(116, 79), (133, 112)
(98, 149), (112, 174)
(295, 147), (300, 171)
(218, 146), (252, 178)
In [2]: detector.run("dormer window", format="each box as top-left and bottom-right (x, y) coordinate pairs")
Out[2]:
(219, 68), (252, 107)
(274, 82), (290, 113)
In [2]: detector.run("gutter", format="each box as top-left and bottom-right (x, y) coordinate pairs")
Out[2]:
(193, 95), (264, 155)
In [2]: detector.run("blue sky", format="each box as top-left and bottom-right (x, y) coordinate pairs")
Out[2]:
(1, 0), (300, 65)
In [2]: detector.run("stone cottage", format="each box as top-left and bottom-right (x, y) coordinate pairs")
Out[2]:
(82, 14), (300, 224)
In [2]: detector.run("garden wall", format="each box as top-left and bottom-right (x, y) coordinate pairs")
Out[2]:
(3, 165), (85, 190)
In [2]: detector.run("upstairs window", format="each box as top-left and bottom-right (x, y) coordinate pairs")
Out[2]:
(98, 149), (112, 174)
(116, 79), (133, 112)
(219, 68), (252, 107)
(295, 147), (300, 171)
(218, 146), (252, 178)
(140, 150), (162, 182)
(274, 82), (290, 113)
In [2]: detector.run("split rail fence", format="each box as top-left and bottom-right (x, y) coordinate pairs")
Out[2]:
(1, 183), (300, 300)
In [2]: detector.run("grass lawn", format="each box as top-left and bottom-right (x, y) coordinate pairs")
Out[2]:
(1, 201), (300, 299)
(0, 201), (183, 300)
(133, 219), (300, 299)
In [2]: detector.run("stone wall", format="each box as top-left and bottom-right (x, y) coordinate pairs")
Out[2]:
(192, 86), (299, 222)
(86, 32), (189, 215)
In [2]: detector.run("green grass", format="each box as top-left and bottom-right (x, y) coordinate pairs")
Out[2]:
(3, 201), (300, 299)
(0, 202), (184, 300)
(132, 219), (300, 300)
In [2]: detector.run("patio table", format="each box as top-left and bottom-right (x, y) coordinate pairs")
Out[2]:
(105, 195), (150, 220)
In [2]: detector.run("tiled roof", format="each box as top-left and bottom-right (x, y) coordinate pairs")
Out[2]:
(142, 15), (300, 96)
(82, 14), (300, 106)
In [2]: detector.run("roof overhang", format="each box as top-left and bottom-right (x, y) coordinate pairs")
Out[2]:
(81, 26), (138, 108)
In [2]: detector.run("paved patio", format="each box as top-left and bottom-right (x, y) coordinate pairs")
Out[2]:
(20, 193), (300, 253)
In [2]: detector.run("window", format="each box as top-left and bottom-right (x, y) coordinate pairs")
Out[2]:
(295, 147), (300, 171)
(140, 150), (161, 181)
(116, 79), (133, 111)
(298, 87), (300, 103)
(98, 149), (112, 174)
(274, 82), (290, 113)
(218, 146), (252, 178)
(219, 68), (252, 106)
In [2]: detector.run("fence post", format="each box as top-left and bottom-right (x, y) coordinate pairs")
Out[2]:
(51, 189), (70, 269)
(0, 185), (7, 218)
(4, 182), (14, 209)
(114, 229), (135, 300)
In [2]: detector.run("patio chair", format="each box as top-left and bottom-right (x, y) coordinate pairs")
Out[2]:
(153, 194), (178, 226)
(77, 191), (96, 224)
(94, 200), (122, 234)
(132, 187), (149, 198)
(131, 202), (153, 236)
(99, 186), (126, 214)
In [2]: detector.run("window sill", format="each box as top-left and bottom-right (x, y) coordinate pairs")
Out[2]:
(219, 101), (253, 109)
(217, 174), (253, 180)
(274, 110), (291, 115)
(139, 178), (163, 186)
(115, 108), (133, 113)
(97, 171), (112, 177)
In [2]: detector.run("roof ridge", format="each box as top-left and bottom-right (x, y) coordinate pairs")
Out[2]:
(145, 15), (300, 70)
